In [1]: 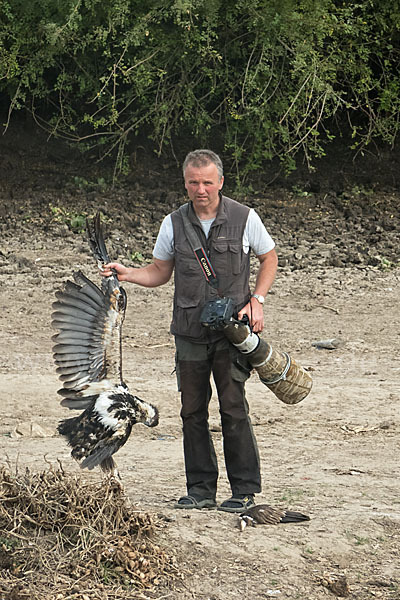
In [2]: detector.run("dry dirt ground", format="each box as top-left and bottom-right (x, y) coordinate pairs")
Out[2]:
(0, 132), (399, 599)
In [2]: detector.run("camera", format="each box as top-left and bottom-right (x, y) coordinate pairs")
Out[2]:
(200, 297), (234, 330)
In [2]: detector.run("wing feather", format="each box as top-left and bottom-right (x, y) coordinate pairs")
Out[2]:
(56, 364), (88, 375)
(51, 308), (97, 324)
(52, 331), (103, 343)
(52, 297), (101, 318)
(53, 344), (98, 355)
(61, 373), (93, 387)
(51, 311), (97, 329)
(60, 398), (97, 410)
(87, 212), (111, 266)
(51, 321), (98, 334)
(56, 287), (101, 311)
(57, 388), (89, 399)
(59, 370), (91, 382)
(55, 354), (94, 363)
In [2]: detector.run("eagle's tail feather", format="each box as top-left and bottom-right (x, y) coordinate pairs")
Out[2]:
(80, 444), (118, 471)
(99, 455), (117, 474)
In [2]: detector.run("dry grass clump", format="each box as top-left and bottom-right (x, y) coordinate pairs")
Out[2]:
(0, 465), (179, 599)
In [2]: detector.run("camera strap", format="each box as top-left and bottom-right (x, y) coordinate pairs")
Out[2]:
(179, 204), (220, 290)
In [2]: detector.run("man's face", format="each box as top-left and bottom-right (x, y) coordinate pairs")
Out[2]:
(184, 162), (224, 213)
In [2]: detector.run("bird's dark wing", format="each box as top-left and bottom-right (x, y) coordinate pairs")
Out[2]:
(52, 271), (127, 409)
(241, 504), (310, 525)
(280, 509), (310, 523)
(244, 504), (287, 525)
(52, 213), (127, 410)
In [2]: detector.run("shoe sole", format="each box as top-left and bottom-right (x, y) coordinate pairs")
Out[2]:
(174, 498), (217, 510)
(217, 505), (253, 513)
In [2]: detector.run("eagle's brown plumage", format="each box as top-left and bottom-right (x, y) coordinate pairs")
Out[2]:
(238, 504), (310, 530)
(52, 213), (158, 474)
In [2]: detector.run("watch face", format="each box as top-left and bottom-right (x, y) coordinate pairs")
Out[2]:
(252, 294), (265, 304)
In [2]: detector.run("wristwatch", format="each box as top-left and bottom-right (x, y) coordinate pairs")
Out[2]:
(251, 293), (265, 304)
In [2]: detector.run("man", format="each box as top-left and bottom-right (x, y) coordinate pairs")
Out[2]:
(102, 149), (278, 512)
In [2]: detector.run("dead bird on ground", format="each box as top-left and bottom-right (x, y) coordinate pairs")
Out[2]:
(238, 504), (310, 531)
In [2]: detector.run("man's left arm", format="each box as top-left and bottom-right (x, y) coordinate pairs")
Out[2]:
(238, 248), (278, 333)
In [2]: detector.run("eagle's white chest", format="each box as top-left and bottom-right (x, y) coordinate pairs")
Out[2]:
(94, 392), (122, 430)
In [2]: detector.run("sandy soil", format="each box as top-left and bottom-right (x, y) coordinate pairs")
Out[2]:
(0, 197), (399, 600)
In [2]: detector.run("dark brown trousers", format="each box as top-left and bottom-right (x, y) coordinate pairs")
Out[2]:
(175, 336), (261, 499)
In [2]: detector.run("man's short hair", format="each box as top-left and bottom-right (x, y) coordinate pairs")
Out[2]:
(182, 149), (223, 180)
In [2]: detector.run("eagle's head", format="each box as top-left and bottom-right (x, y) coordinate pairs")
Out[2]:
(135, 397), (159, 428)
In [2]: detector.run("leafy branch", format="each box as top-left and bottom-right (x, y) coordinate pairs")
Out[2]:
(1, 0), (399, 179)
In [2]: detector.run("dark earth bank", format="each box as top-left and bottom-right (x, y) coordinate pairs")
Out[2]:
(0, 120), (399, 274)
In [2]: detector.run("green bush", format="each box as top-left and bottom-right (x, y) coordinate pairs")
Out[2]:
(1, 0), (400, 179)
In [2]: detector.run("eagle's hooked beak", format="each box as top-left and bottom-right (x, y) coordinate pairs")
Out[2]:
(135, 398), (159, 427)
(144, 405), (159, 427)
(146, 412), (159, 427)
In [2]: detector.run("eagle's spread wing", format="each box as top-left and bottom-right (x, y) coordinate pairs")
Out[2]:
(52, 270), (126, 408)
(52, 213), (158, 473)
(239, 504), (310, 530)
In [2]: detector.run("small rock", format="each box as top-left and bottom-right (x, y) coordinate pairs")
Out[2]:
(312, 338), (344, 350)
(11, 422), (55, 438)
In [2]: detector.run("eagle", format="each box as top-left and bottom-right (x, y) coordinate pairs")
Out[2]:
(238, 504), (310, 531)
(51, 212), (159, 476)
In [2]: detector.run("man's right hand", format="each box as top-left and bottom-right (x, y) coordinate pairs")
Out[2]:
(100, 258), (174, 287)
(100, 262), (130, 281)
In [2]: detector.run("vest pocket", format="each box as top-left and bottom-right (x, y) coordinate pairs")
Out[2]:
(212, 240), (229, 274)
(174, 243), (203, 307)
(212, 240), (242, 275)
(176, 297), (200, 309)
(228, 242), (241, 275)
(213, 241), (228, 253)
(175, 243), (199, 274)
